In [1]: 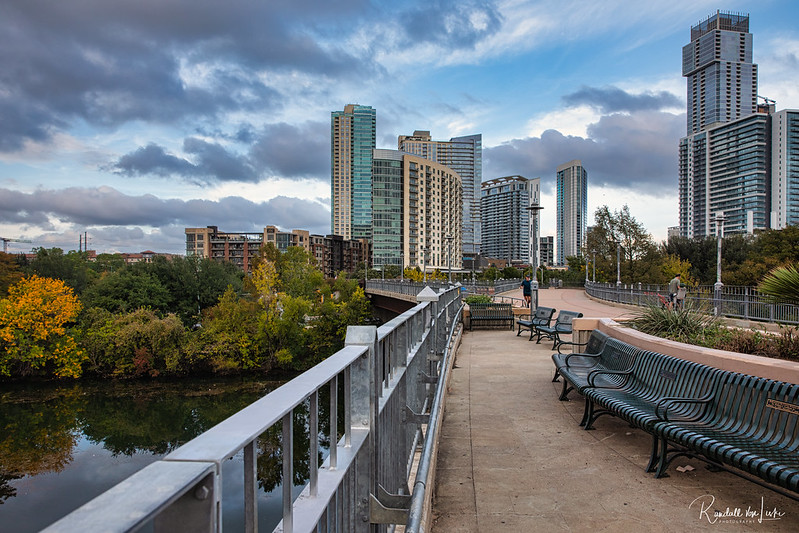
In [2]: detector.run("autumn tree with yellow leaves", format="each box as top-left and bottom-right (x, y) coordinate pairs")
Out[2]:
(0, 275), (86, 378)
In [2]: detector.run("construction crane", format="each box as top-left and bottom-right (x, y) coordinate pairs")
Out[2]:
(758, 95), (776, 106)
(1, 237), (33, 253)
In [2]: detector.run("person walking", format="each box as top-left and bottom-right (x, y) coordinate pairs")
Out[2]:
(521, 274), (533, 308)
(668, 274), (682, 310)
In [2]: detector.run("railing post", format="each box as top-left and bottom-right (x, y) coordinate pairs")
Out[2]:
(345, 325), (378, 532)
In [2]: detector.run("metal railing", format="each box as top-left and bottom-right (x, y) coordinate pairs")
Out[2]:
(586, 282), (799, 325)
(365, 279), (520, 297)
(43, 286), (463, 532)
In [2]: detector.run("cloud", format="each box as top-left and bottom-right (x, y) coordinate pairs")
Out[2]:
(0, 0), (370, 152)
(563, 86), (682, 113)
(0, 186), (330, 241)
(485, 109), (684, 193)
(249, 122), (329, 179)
(398, 1), (503, 49)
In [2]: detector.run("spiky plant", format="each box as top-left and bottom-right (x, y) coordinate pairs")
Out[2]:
(758, 264), (799, 303)
(625, 303), (719, 343)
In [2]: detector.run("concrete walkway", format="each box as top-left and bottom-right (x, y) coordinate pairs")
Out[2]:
(432, 289), (799, 531)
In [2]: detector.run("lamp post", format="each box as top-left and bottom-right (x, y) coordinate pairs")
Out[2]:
(445, 234), (453, 284)
(525, 203), (544, 300)
(592, 250), (596, 283)
(422, 246), (429, 282)
(616, 241), (621, 287)
(585, 254), (589, 285)
(712, 212), (727, 316)
(400, 252), (404, 281)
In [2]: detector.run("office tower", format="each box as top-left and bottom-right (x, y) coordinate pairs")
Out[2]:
(480, 176), (541, 266)
(371, 149), (462, 272)
(331, 104), (376, 240)
(398, 131), (482, 259)
(682, 11), (757, 134)
(556, 160), (588, 265)
(771, 110), (799, 229)
(539, 236), (554, 267)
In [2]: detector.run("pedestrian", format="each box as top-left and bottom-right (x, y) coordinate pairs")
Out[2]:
(521, 274), (532, 307)
(668, 273), (682, 310)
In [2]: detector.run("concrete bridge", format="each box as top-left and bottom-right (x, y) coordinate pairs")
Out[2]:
(45, 284), (799, 531)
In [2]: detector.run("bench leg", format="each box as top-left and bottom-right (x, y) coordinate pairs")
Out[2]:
(558, 380), (573, 401)
(579, 400), (592, 427)
(646, 436), (662, 473)
(552, 368), (560, 382)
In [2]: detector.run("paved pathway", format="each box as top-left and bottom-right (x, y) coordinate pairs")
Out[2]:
(431, 290), (799, 531)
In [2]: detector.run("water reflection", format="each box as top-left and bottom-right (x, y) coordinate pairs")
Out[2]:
(0, 376), (330, 532)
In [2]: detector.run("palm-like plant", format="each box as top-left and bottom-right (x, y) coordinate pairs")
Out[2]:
(758, 264), (799, 303)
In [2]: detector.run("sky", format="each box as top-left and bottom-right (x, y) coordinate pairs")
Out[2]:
(2, 0), (799, 255)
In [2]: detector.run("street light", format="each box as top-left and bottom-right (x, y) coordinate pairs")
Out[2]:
(525, 203), (544, 286)
(400, 252), (404, 281)
(712, 212), (728, 316)
(592, 250), (596, 283)
(616, 241), (622, 287)
(422, 246), (429, 282)
(445, 234), (453, 284)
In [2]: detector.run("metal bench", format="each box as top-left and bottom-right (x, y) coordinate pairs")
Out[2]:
(468, 302), (514, 331)
(651, 373), (799, 499)
(551, 331), (635, 400)
(534, 310), (582, 350)
(552, 334), (799, 499)
(516, 306), (556, 340)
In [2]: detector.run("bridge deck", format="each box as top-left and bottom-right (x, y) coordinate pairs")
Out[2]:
(432, 289), (799, 531)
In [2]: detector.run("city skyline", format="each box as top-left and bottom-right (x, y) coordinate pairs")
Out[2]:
(2, 1), (799, 254)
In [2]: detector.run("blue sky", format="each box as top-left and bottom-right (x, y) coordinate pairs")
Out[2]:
(2, 0), (799, 254)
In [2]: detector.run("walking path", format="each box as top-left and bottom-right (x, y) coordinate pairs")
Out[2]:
(431, 289), (799, 531)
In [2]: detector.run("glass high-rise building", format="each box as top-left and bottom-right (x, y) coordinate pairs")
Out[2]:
(772, 110), (799, 229)
(331, 104), (376, 241)
(682, 11), (757, 134)
(556, 160), (587, 266)
(480, 176), (540, 266)
(371, 149), (462, 272)
(398, 131), (482, 259)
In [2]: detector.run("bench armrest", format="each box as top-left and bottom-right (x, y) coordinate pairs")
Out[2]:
(654, 392), (715, 422)
(585, 368), (633, 388)
(564, 351), (601, 367)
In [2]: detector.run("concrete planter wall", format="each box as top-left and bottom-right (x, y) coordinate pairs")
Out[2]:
(574, 317), (799, 385)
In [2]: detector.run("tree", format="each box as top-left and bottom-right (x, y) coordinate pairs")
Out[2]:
(82, 268), (170, 314)
(24, 248), (95, 295)
(758, 264), (799, 303)
(585, 205), (662, 283)
(0, 276), (85, 378)
(0, 253), (23, 298)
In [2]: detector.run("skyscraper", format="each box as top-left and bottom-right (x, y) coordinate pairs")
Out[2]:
(682, 11), (757, 134)
(371, 149), (462, 272)
(556, 160), (587, 265)
(480, 176), (540, 266)
(771, 110), (799, 229)
(398, 131), (482, 259)
(331, 104), (376, 241)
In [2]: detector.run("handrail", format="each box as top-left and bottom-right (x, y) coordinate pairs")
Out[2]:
(43, 285), (463, 533)
(406, 302), (464, 532)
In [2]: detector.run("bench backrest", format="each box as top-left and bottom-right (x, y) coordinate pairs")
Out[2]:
(624, 351), (724, 413)
(532, 306), (556, 326)
(706, 374), (799, 445)
(583, 330), (610, 355)
(554, 310), (583, 333)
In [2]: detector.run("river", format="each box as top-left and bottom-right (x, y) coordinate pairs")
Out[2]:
(0, 375), (329, 532)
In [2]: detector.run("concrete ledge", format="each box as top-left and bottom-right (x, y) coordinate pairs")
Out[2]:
(573, 317), (799, 385)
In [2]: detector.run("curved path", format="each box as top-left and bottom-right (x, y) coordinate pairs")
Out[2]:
(431, 289), (799, 531)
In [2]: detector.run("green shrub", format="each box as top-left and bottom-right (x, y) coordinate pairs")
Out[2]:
(625, 304), (719, 343)
(464, 295), (492, 305)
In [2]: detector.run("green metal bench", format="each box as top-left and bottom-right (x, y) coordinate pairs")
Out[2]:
(468, 302), (514, 331)
(534, 310), (582, 350)
(551, 331), (637, 400)
(651, 373), (799, 499)
(552, 334), (799, 499)
(516, 306), (556, 340)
